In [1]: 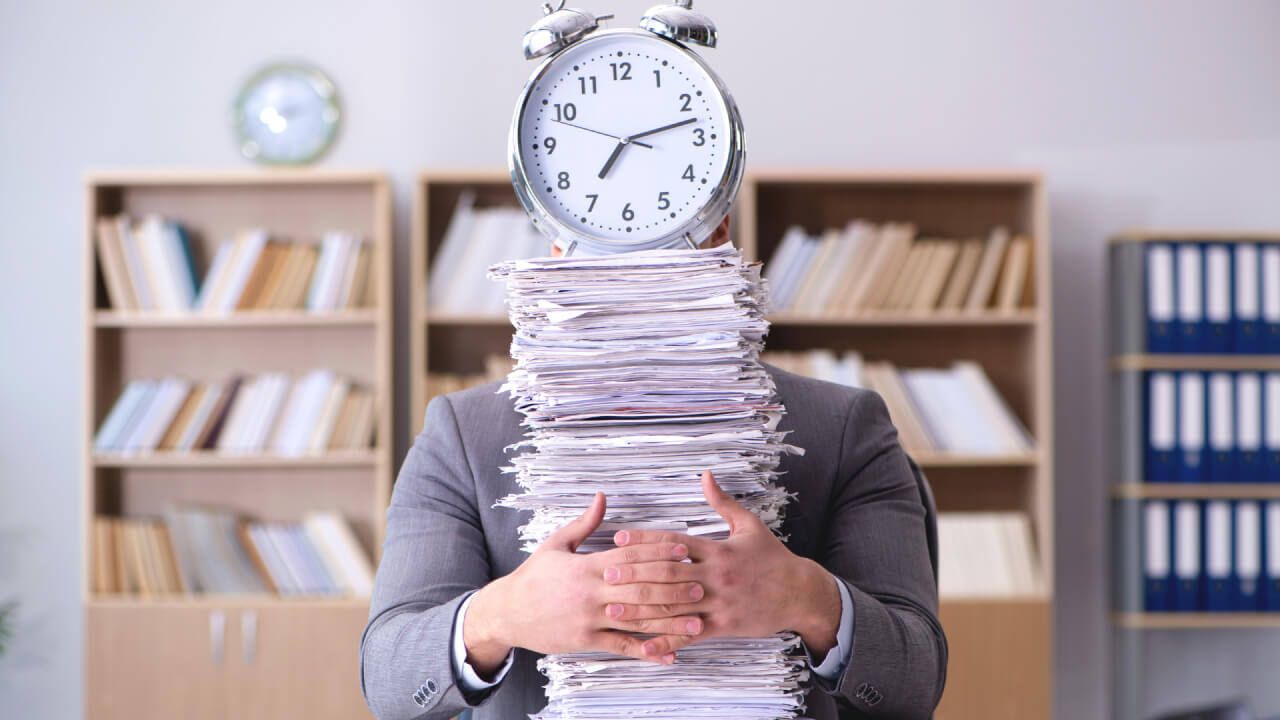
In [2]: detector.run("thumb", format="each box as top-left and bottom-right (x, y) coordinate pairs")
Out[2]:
(701, 470), (758, 536)
(543, 492), (606, 553)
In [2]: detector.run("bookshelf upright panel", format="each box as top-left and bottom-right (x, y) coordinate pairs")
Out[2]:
(83, 169), (392, 720)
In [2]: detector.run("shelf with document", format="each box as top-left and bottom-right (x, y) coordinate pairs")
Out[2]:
(1109, 230), (1280, 720)
(83, 170), (391, 720)
(413, 169), (1053, 720)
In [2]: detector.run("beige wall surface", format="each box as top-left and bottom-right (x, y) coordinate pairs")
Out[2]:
(2, 1), (1279, 718)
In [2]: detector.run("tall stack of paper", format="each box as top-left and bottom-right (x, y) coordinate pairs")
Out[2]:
(489, 245), (809, 719)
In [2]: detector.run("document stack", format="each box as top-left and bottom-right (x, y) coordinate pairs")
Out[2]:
(489, 245), (810, 719)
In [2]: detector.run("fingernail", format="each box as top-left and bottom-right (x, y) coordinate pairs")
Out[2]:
(615, 530), (630, 546)
(662, 653), (676, 664)
(643, 641), (657, 655)
(605, 567), (620, 582)
(606, 603), (623, 618)
(686, 619), (701, 633)
(672, 544), (687, 558)
(690, 585), (703, 600)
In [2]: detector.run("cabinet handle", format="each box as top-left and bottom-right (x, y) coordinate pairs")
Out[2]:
(242, 610), (257, 665)
(209, 610), (225, 665)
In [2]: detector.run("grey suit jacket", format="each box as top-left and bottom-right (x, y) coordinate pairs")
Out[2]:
(360, 365), (947, 720)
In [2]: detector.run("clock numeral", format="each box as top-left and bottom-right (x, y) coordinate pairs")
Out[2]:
(622, 203), (635, 221)
(585, 194), (599, 212)
(558, 172), (571, 190)
(554, 103), (577, 122)
(653, 69), (661, 88)
(681, 165), (695, 182)
(679, 93), (693, 112)
(544, 137), (557, 154)
(610, 62), (632, 81)
(578, 76), (598, 95)
(692, 128), (706, 147)
(657, 192), (671, 210)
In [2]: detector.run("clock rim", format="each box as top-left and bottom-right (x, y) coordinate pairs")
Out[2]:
(508, 29), (746, 256)
(233, 61), (343, 166)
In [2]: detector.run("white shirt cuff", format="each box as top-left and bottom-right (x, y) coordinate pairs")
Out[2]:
(452, 592), (515, 693)
(809, 574), (855, 681)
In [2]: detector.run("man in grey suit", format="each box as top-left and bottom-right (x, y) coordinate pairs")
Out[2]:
(360, 220), (947, 719)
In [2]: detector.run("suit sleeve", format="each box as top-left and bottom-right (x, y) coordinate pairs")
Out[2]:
(359, 395), (498, 720)
(814, 389), (948, 718)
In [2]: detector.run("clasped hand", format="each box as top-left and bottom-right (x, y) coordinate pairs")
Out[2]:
(464, 471), (840, 675)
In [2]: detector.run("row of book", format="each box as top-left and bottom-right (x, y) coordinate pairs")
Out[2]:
(423, 356), (513, 411)
(96, 214), (374, 313)
(91, 509), (373, 597)
(428, 192), (544, 314)
(1145, 371), (1280, 484)
(938, 512), (1043, 597)
(94, 371), (376, 456)
(762, 351), (1033, 456)
(1141, 499), (1280, 612)
(1122, 241), (1280, 355)
(765, 223), (1032, 315)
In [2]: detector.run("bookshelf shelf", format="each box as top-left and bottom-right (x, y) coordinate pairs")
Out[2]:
(412, 168), (1053, 720)
(95, 310), (378, 328)
(1111, 483), (1280, 500)
(83, 170), (392, 720)
(1111, 354), (1280, 371)
(92, 451), (380, 469)
(1113, 612), (1280, 629)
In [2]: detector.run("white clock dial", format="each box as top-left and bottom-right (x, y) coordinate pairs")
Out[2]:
(516, 32), (734, 246)
(234, 64), (340, 165)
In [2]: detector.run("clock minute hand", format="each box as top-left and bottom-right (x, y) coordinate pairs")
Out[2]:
(551, 119), (654, 149)
(628, 117), (698, 141)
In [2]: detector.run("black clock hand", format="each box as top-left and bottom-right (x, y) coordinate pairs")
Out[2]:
(598, 141), (627, 179)
(628, 117), (698, 141)
(552, 119), (653, 149)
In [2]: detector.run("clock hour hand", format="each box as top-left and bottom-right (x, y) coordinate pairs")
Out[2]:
(598, 141), (627, 179)
(628, 117), (698, 141)
(552, 119), (653, 149)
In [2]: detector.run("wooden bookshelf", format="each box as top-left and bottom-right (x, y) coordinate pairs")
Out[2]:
(1111, 483), (1280, 500)
(1113, 612), (1280, 629)
(1112, 354), (1280, 371)
(83, 169), (391, 720)
(411, 168), (1053, 720)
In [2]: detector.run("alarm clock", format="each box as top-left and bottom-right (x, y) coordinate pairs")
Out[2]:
(509, 1), (745, 256)
(233, 62), (341, 165)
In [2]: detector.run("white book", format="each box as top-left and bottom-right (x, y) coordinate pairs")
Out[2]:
(243, 374), (290, 453)
(1205, 500), (1232, 586)
(1205, 244), (1231, 328)
(428, 190), (477, 309)
(773, 232), (820, 312)
(216, 376), (263, 452)
(266, 378), (307, 451)
(1267, 374), (1280, 457)
(1179, 373), (1205, 465)
(276, 371), (335, 456)
(306, 235), (338, 311)
(264, 524), (311, 595)
(138, 217), (178, 312)
(120, 380), (173, 453)
(1207, 372), (1234, 458)
(1236, 502), (1262, 597)
(1176, 244), (1203, 331)
(194, 241), (234, 312)
(789, 229), (842, 314)
(307, 378), (350, 454)
(1150, 373), (1177, 456)
(954, 362), (1033, 453)
(94, 380), (147, 452)
(323, 235), (355, 311)
(1147, 244), (1175, 325)
(134, 378), (192, 452)
(304, 512), (375, 596)
(1236, 243), (1260, 326)
(1268, 502), (1280, 593)
(286, 524), (338, 594)
(247, 524), (298, 595)
(215, 230), (268, 314)
(1238, 373), (1262, 455)
(1144, 501), (1171, 587)
(452, 212), (504, 313)
(116, 217), (154, 311)
(1173, 500), (1201, 589)
(335, 240), (365, 309)
(763, 227), (806, 310)
(112, 381), (159, 454)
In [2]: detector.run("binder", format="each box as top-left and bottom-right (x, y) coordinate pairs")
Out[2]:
(1203, 244), (1232, 353)
(1176, 244), (1204, 353)
(1267, 374), (1280, 483)
(1235, 243), (1262, 353)
(1264, 244), (1280, 353)
(1267, 501), (1280, 611)
(1204, 500), (1233, 611)
(1173, 500), (1202, 611)
(1178, 373), (1205, 484)
(1146, 243), (1177, 353)
(1207, 372), (1234, 483)
(1235, 501), (1262, 611)
(1236, 373), (1263, 483)
(1143, 500), (1173, 611)
(1147, 372), (1178, 484)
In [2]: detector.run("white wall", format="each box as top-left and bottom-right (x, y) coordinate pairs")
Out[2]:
(1, 1), (1277, 717)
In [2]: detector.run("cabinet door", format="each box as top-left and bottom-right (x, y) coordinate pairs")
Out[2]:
(87, 604), (230, 720)
(231, 604), (373, 720)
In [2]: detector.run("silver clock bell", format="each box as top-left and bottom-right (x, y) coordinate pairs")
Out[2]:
(510, 1), (745, 256)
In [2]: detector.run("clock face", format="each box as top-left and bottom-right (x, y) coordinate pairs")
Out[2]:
(234, 64), (340, 165)
(515, 32), (736, 248)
